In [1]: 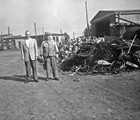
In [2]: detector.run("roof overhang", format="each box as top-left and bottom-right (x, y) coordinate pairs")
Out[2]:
(90, 12), (115, 24)
(90, 10), (140, 24)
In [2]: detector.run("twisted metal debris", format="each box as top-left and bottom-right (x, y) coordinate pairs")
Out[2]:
(59, 36), (140, 75)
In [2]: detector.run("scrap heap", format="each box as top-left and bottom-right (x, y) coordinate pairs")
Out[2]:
(59, 27), (140, 75)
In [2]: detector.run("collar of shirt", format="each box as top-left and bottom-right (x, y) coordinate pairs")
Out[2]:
(25, 38), (31, 47)
(44, 39), (54, 43)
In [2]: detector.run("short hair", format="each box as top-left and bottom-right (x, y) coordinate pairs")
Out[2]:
(45, 32), (52, 38)
(44, 34), (49, 40)
(25, 30), (31, 35)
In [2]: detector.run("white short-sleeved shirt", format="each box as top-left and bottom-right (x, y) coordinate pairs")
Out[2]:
(25, 38), (31, 48)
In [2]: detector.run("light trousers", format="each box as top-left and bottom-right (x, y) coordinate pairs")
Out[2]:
(24, 58), (38, 80)
(44, 56), (59, 78)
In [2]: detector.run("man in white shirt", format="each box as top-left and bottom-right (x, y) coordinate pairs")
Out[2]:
(21, 30), (38, 83)
(25, 37), (30, 48)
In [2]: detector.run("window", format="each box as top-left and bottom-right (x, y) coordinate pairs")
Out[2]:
(56, 36), (59, 42)
(53, 36), (55, 41)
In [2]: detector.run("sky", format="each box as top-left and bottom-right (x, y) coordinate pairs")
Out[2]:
(0, 0), (140, 38)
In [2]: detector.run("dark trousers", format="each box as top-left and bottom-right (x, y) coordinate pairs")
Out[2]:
(25, 58), (38, 80)
(44, 56), (59, 78)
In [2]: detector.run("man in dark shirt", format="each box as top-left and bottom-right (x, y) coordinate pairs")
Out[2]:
(40, 33), (59, 80)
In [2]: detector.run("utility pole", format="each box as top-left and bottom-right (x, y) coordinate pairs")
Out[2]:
(34, 22), (37, 36)
(8, 26), (10, 35)
(73, 32), (75, 39)
(1, 32), (2, 41)
(85, 1), (90, 38)
(60, 29), (62, 35)
(1, 32), (3, 49)
(34, 22), (37, 40)
(42, 27), (45, 40)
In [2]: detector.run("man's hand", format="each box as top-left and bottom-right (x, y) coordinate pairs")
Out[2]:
(56, 54), (59, 59)
(36, 56), (38, 60)
(40, 55), (43, 59)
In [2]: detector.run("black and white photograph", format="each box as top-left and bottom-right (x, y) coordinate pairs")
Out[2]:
(0, 0), (140, 119)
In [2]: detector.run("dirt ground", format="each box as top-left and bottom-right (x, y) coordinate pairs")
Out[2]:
(0, 50), (140, 120)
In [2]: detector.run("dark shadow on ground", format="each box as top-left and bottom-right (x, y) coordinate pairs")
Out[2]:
(14, 75), (48, 81)
(14, 75), (47, 80)
(0, 75), (26, 82)
(0, 75), (47, 82)
(38, 77), (46, 81)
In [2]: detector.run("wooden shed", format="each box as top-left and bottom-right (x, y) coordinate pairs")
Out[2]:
(90, 10), (140, 37)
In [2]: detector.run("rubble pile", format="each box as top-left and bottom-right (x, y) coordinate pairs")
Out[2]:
(59, 35), (140, 75)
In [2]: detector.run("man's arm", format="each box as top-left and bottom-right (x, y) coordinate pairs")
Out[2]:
(34, 39), (38, 59)
(54, 41), (59, 53)
(54, 41), (59, 59)
(40, 41), (44, 57)
(20, 41), (24, 60)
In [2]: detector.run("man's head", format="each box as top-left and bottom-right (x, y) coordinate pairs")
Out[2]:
(44, 33), (52, 41)
(25, 30), (31, 38)
(48, 34), (52, 40)
(44, 34), (49, 41)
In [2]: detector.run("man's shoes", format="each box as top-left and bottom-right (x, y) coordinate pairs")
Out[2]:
(34, 79), (39, 82)
(25, 77), (32, 83)
(25, 80), (29, 83)
(27, 77), (32, 80)
(47, 77), (54, 80)
(46, 77), (59, 80)
(54, 77), (59, 80)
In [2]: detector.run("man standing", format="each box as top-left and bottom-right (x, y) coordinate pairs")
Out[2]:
(21, 30), (38, 83)
(40, 33), (59, 80)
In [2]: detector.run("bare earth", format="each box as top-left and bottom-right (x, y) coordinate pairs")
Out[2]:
(0, 50), (140, 120)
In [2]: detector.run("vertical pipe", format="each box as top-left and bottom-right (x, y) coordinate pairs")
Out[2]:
(60, 29), (62, 35)
(34, 22), (37, 36)
(85, 1), (90, 38)
(42, 27), (45, 40)
(8, 26), (10, 35)
(73, 32), (75, 39)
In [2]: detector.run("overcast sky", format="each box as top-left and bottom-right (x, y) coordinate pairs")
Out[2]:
(0, 0), (140, 38)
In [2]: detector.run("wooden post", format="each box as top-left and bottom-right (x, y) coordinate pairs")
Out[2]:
(42, 27), (45, 40)
(73, 32), (75, 39)
(127, 34), (137, 54)
(1, 32), (3, 50)
(85, 1), (90, 38)
(34, 22), (37, 39)
(8, 26), (10, 35)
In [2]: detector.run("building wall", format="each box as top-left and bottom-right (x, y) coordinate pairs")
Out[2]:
(110, 15), (118, 36)
(51, 35), (66, 48)
(93, 19), (110, 37)
(91, 15), (116, 37)
(1, 40), (15, 50)
(15, 39), (24, 49)
(91, 24), (96, 36)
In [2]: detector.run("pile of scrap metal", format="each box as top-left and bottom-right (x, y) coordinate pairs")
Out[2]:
(59, 27), (140, 75)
